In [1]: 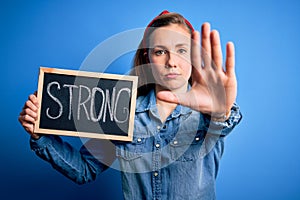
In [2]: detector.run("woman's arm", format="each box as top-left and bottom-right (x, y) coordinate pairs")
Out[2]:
(30, 135), (116, 184)
(19, 93), (116, 184)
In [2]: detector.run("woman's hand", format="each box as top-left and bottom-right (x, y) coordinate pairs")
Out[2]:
(157, 23), (237, 119)
(18, 92), (41, 139)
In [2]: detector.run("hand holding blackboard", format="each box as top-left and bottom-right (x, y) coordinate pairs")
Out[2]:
(34, 67), (138, 141)
(18, 92), (41, 140)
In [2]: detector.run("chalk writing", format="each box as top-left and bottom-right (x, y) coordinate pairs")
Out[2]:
(46, 82), (131, 123)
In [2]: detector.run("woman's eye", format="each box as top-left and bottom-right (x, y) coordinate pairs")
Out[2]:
(154, 50), (166, 56)
(178, 48), (187, 54)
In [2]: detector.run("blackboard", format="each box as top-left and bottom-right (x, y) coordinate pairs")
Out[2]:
(34, 67), (138, 141)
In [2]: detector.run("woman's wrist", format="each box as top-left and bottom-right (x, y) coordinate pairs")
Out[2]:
(210, 109), (231, 122)
(31, 133), (41, 140)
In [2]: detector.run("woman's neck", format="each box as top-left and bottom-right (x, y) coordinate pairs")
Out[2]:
(155, 85), (183, 123)
(156, 98), (177, 123)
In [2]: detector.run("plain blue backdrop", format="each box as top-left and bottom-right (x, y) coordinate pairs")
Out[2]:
(1, 0), (300, 199)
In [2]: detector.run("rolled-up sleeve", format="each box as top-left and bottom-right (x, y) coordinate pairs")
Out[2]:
(30, 135), (116, 184)
(202, 103), (242, 136)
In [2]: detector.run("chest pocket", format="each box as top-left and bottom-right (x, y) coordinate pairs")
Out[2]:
(116, 136), (146, 161)
(170, 130), (206, 162)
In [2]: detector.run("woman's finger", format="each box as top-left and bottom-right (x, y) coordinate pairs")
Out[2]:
(225, 42), (235, 77)
(21, 113), (36, 124)
(24, 108), (38, 120)
(25, 99), (38, 112)
(23, 123), (34, 134)
(201, 23), (212, 68)
(210, 30), (223, 71)
(29, 94), (39, 107)
(191, 31), (202, 71)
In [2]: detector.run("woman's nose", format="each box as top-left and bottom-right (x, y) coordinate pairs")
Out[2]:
(166, 51), (177, 68)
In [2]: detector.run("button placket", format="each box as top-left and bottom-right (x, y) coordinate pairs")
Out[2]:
(153, 136), (162, 200)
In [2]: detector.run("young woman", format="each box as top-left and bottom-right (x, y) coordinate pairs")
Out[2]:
(19, 11), (242, 200)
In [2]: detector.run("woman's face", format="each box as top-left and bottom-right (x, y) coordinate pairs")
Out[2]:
(148, 24), (192, 93)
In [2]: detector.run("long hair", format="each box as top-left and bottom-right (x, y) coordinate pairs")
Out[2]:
(130, 12), (194, 97)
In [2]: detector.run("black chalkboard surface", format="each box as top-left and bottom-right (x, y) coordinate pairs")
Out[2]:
(34, 67), (138, 141)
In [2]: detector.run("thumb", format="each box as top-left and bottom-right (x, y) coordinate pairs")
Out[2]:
(156, 91), (179, 104)
(156, 90), (195, 108)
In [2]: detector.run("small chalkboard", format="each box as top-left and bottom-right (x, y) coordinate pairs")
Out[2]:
(34, 67), (138, 141)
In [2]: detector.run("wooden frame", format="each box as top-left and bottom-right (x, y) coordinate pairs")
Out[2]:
(34, 67), (138, 141)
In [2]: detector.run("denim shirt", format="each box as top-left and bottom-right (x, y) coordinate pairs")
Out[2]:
(30, 89), (242, 200)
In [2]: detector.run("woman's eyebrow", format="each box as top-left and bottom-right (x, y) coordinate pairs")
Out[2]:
(152, 45), (166, 49)
(175, 43), (189, 48)
(152, 43), (189, 49)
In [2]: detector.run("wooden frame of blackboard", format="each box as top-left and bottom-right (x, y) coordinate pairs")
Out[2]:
(34, 67), (138, 141)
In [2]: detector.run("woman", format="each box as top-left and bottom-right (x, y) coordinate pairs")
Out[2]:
(19, 11), (242, 200)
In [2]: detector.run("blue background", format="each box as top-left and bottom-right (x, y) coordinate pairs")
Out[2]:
(1, 0), (300, 199)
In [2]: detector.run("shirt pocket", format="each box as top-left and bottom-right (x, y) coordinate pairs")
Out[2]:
(116, 136), (146, 161)
(170, 130), (205, 162)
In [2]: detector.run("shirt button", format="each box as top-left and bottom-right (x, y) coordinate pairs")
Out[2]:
(195, 137), (200, 141)
(155, 143), (160, 148)
(173, 140), (178, 145)
(137, 138), (142, 143)
(154, 172), (159, 177)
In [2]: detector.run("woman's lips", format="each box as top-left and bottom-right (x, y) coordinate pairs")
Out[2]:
(165, 73), (180, 79)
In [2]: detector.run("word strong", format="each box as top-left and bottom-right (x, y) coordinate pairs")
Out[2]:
(35, 67), (137, 141)
(46, 81), (131, 123)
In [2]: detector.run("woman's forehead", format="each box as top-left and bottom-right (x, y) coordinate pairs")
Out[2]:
(148, 24), (191, 48)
